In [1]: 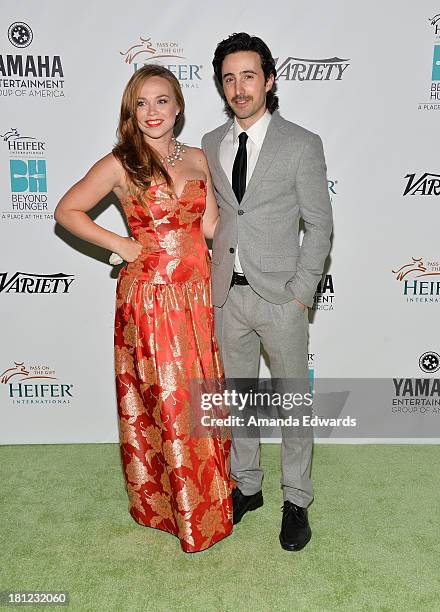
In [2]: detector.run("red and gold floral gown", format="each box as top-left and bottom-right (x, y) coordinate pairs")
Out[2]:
(114, 179), (232, 552)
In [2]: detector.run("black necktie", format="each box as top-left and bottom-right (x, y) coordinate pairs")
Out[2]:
(232, 132), (248, 203)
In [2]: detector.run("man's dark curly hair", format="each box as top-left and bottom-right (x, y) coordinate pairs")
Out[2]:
(212, 32), (279, 114)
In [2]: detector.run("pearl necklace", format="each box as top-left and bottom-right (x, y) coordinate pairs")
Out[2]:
(160, 137), (186, 167)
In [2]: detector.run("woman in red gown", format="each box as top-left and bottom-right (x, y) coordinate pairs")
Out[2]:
(55, 65), (233, 552)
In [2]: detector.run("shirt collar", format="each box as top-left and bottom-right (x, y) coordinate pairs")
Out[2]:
(233, 110), (272, 148)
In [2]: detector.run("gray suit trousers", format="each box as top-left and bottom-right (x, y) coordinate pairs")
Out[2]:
(214, 284), (313, 507)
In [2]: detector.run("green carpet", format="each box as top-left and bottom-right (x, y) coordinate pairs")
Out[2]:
(1, 444), (439, 611)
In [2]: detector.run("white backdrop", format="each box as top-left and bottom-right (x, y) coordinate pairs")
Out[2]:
(1, 0), (440, 443)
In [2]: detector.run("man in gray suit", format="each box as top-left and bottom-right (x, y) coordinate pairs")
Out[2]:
(202, 33), (332, 551)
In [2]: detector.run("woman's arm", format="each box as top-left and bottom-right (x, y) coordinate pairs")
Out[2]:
(198, 151), (219, 240)
(54, 153), (141, 262)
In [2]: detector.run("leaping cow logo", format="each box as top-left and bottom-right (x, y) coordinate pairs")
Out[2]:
(0, 362), (30, 384)
(0, 128), (37, 143)
(392, 257), (440, 281)
(0, 361), (57, 384)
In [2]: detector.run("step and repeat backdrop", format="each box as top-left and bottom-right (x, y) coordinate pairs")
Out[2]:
(1, 1), (439, 443)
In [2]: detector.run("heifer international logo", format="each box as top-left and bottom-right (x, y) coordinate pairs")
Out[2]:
(119, 35), (202, 87)
(0, 272), (75, 293)
(274, 56), (350, 81)
(403, 173), (440, 196)
(0, 361), (73, 404)
(392, 257), (440, 302)
(1, 128), (45, 155)
(430, 13), (440, 37)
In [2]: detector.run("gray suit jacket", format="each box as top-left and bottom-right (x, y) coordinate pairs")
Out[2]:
(201, 111), (333, 308)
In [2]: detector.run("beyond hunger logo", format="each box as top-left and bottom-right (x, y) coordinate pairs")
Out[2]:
(0, 361), (74, 405)
(1, 127), (52, 221)
(0, 272), (75, 294)
(418, 14), (440, 110)
(274, 56), (350, 81)
(119, 35), (202, 87)
(1, 22), (65, 98)
(392, 257), (440, 303)
(403, 173), (440, 196)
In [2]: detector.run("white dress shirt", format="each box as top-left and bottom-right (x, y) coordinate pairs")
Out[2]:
(219, 110), (272, 273)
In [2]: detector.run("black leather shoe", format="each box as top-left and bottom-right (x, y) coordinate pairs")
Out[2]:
(279, 501), (312, 551)
(232, 487), (263, 525)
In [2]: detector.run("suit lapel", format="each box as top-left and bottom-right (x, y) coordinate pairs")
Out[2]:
(240, 113), (283, 207)
(212, 120), (239, 208)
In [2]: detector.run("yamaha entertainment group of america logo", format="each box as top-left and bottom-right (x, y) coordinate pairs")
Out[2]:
(120, 35), (202, 87)
(0, 127), (52, 221)
(313, 274), (334, 311)
(390, 353), (440, 416)
(418, 13), (440, 110)
(2, 22), (65, 98)
(0, 361), (74, 405)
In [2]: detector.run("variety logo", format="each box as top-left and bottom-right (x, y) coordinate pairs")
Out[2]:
(8, 22), (33, 48)
(0, 272), (75, 294)
(392, 257), (440, 303)
(403, 172), (440, 196)
(419, 351), (440, 374)
(119, 35), (202, 87)
(275, 56), (350, 81)
(418, 14), (440, 110)
(1, 127), (52, 221)
(313, 274), (334, 311)
(0, 361), (74, 405)
(1, 22), (65, 98)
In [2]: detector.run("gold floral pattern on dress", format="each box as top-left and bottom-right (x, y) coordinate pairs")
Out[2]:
(198, 507), (226, 541)
(176, 477), (204, 513)
(158, 361), (185, 401)
(159, 229), (194, 259)
(173, 399), (190, 437)
(137, 356), (156, 386)
(126, 483), (145, 514)
(146, 491), (175, 526)
(123, 315), (137, 348)
(120, 382), (145, 421)
(141, 424), (162, 453)
(163, 439), (192, 470)
(115, 180), (232, 552)
(126, 454), (153, 487)
(115, 345), (136, 378)
(119, 419), (140, 450)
